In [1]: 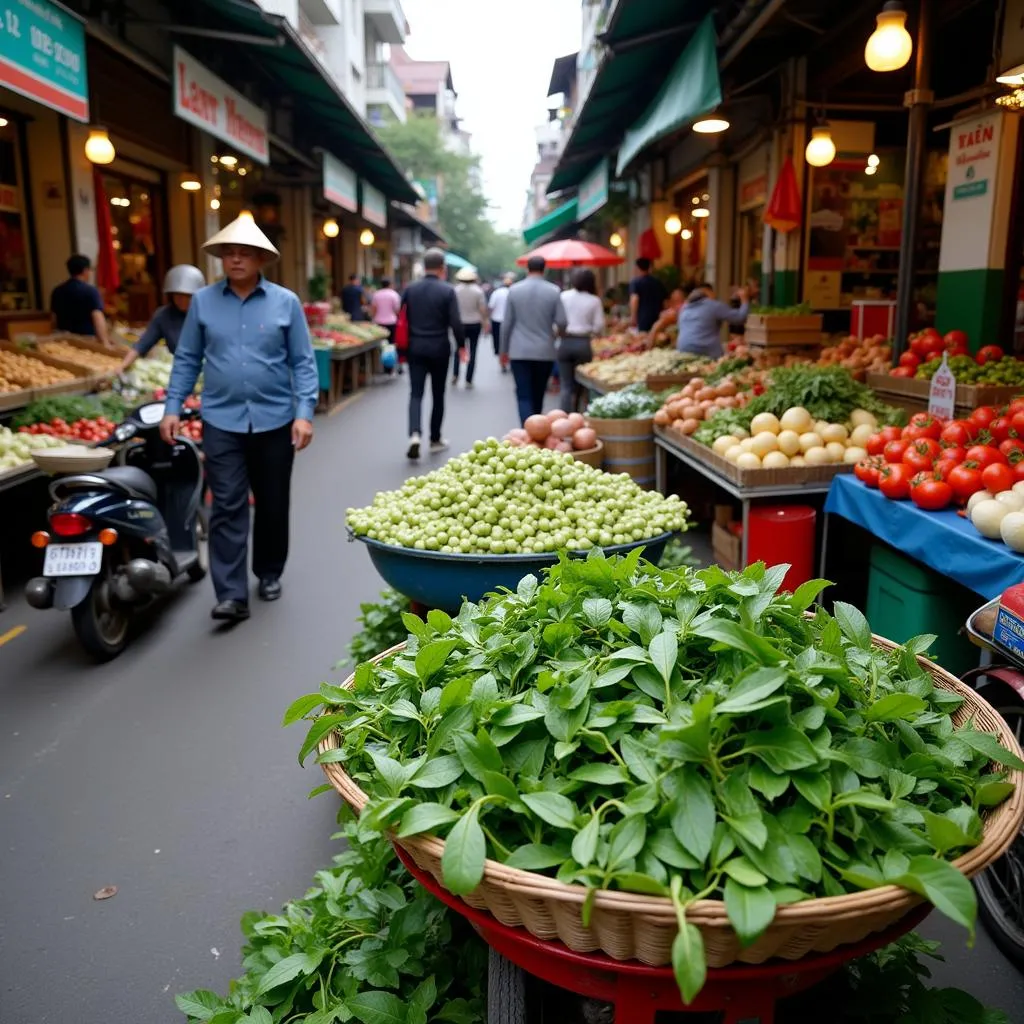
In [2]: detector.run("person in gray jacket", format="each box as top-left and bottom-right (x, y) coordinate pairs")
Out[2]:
(501, 256), (567, 424)
(676, 282), (750, 359)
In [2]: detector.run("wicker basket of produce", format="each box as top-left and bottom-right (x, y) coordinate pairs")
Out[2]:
(313, 568), (1024, 988)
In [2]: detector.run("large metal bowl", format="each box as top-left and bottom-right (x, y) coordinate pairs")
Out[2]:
(354, 532), (674, 610)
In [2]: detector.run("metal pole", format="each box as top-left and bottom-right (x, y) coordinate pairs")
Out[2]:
(894, 0), (933, 358)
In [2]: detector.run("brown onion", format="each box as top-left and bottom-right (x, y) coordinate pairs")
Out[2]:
(524, 414), (551, 441)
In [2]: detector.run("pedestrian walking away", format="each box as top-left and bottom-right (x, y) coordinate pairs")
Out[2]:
(628, 257), (667, 333)
(676, 283), (750, 360)
(558, 268), (605, 413)
(50, 254), (111, 344)
(402, 247), (464, 459)
(453, 267), (488, 387)
(120, 264), (206, 373)
(501, 255), (566, 424)
(341, 273), (367, 321)
(371, 277), (402, 375)
(487, 271), (514, 371)
(160, 214), (319, 624)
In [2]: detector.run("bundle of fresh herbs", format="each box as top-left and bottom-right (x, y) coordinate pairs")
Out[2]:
(586, 384), (664, 420)
(293, 553), (1021, 1003)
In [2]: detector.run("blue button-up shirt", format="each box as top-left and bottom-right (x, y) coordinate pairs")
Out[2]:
(165, 277), (319, 433)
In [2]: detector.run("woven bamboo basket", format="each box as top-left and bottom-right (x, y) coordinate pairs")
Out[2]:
(570, 440), (604, 470)
(585, 416), (655, 488)
(320, 638), (1024, 968)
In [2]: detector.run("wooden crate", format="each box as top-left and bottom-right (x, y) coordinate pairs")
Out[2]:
(745, 313), (824, 347)
(0, 340), (94, 394)
(34, 334), (124, 376)
(867, 372), (1024, 417)
(645, 371), (702, 391)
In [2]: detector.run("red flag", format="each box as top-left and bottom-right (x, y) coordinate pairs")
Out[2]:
(638, 228), (662, 261)
(764, 157), (802, 234)
(93, 170), (121, 294)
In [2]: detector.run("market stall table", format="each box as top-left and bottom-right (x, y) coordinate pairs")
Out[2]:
(654, 427), (837, 564)
(316, 340), (383, 412)
(823, 474), (1024, 599)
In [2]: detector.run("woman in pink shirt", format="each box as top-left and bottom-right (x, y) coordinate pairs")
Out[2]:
(371, 278), (403, 374)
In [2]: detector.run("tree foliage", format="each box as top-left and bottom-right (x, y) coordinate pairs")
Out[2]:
(378, 114), (521, 280)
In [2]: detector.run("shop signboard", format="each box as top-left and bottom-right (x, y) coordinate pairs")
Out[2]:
(577, 158), (609, 221)
(361, 182), (387, 228)
(323, 153), (357, 213)
(173, 47), (269, 165)
(0, 0), (89, 122)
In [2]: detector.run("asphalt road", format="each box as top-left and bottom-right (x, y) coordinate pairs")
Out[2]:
(1, 351), (1023, 1023)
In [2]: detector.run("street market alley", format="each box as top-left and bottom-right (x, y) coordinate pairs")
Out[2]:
(1, 356), (1024, 1022)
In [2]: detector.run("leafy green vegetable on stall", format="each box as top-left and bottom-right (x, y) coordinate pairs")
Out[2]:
(705, 357), (753, 385)
(293, 553), (1021, 1005)
(336, 589), (412, 669)
(586, 384), (665, 419)
(12, 392), (126, 428)
(749, 303), (814, 316)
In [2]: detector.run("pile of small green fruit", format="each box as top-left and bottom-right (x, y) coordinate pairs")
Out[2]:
(916, 355), (1024, 385)
(346, 440), (689, 554)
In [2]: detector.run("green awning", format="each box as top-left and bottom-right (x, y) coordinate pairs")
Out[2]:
(522, 198), (579, 246)
(444, 252), (477, 273)
(190, 0), (417, 204)
(616, 15), (721, 176)
(549, 1), (712, 194)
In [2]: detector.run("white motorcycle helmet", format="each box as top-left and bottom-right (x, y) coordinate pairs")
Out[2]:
(162, 264), (206, 296)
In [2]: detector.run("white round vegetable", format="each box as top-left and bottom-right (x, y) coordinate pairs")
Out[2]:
(736, 452), (762, 470)
(712, 435), (740, 456)
(799, 431), (824, 453)
(843, 446), (868, 464)
(996, 491), (1024, 511)
(849, 409), (878, 429)
(749, 431), (780, 458)
(776, 429), (802, 457)
(803, 446), (832, 466)
(971, 499), (1011, 539)
(761, 451), (790, 470)
(821, 423), (849, 445)
(724, 444), (744, 463)
(1001, 511), (1024, 552)
(789, 455), (806, 467)
(814, 420), (831, 438)
(967, 489), (994, 514)
(750, 412), (781, 436)
(1012, 481), (1024, 500)
(849, 423), (875, 447)
(779, 407), (813, 433)
(740, 437), (757, 453)
(825, 441), (847, 463)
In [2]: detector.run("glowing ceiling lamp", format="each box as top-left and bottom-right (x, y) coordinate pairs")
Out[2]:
(681, 228), (693, 240)
(805, 125), (837, 167)
(180, 172), (202, 192)
(693, 113), (730, 134)
(359, 228), (375, 246)
(84, 127), (115, 165)
(323, 218), (340, 238)
(692, 207), (710, 219)
(664, 214), (683, 235)
(609, 231), (624, 248)
(865, 2), (913, 73)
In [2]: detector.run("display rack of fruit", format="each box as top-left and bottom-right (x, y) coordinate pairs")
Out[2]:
(578, 350), (701, 388)
(35, 340), (123, 374)
(654, 377), (749, 436)
(816, 334), (892, 378)
(502, 409), (597, 455)
(0, 350), (78, 388)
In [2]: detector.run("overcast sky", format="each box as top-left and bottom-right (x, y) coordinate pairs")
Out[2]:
(399, 0), (582, 233)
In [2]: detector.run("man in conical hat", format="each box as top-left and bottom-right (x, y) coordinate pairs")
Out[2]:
(161, 213), (319, 623)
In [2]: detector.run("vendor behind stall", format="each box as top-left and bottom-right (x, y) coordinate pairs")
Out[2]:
(120, 265), (206, 373)
(676, 283), (750, 359)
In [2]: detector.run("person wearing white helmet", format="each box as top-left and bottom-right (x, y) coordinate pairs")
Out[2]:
(119, 264), (207, 373)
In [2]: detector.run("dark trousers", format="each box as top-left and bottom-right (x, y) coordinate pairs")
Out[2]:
(510, 359), (552, 424)
(557, 336), (593, 413)
(203, 422), (294, 603)
(408, 352), (449, 442)
(452, 323), (482, 383)
(491, 321), (502, 356)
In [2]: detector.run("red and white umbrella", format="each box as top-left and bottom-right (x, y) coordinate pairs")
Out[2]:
(516, 239), (624, 269)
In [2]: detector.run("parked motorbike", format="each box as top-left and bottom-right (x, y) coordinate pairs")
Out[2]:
(25, 401), (207, 660)
(964, 600), (1024, 966)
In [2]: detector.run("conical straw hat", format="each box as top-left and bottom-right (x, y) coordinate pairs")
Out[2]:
(202, 212), (279, 261)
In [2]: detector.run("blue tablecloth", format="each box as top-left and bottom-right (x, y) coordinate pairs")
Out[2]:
(825, 474), (1024, 599)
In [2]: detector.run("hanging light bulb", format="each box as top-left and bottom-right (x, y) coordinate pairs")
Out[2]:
(180, 172), (202, 192)
(210, 198), (221, 211)
(865, 165), (878, 176)
(867, 153), (880, 168)
(865, 2), (913, 72)
(681, 228), (693, 240)
(323, 218), (340, 238)
(805, 125), (837, 167)
(692, 207), (710, 219)
(609, 231), (623, 248)
(0, 117), (8, 128)
(693, 113), (730, 134)
(84, 127), (115, 165)
(359, 228), (375, 246)
(664, 214), (682, 235)
(691, 196), (700, 205)
(219, 154), (239, 169)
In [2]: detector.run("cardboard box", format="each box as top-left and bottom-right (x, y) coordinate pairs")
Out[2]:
(712, 506), (742, 571)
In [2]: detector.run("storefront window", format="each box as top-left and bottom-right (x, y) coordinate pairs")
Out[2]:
(0, 132), (32, 311)
(101, 173), (165, 323)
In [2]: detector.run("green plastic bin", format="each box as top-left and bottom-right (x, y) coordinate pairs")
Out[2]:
(865, 544), (978, 676)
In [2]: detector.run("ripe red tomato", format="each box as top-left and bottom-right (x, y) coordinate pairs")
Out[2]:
(933, 459), (960, 482)
(854, 456), (884, 488)
(989, 416), (1017, 444)
(982, 462), (1015, 495)
(948, 462), (985, 504)
(898, 351), (921, 369)
(866, 432), (887, 456)
(879, 463), (912, 500)
(911, 330), (944, 358)
(970, 406), (999, 430)
(940, 420), (976, 446)
(889, 366), (915, 378)
(883, 439), (909, 463)
(911, 473), (954, 511)
(904, 415), (943, 441)
(944, 330), (969, 350)
(965, 444), (1007, 469)
(1010, 411), (1024, 438)
(903, 438), (941, 472)
(937, 444), (966, 464)
(999, 438), (1024, 459)
(977, 345), (1005, 365)
(1008, 398), (1024, 417)
(1013, 460), (1024, 484)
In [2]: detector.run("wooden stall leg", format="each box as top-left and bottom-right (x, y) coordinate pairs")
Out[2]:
(741, 499), (750, 566)
(655, 444), (667, 495)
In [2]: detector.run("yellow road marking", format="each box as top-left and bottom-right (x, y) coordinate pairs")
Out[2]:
(328, 391), (366, 418)
(0, 625), (26, 648)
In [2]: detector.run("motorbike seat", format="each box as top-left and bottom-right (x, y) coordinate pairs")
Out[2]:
(97, 466), (159, 502)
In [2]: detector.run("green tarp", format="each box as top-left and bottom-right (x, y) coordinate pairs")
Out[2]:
(616, 14), (722, 176)
(444, 252), (477, 273)
(522, 198), (579, 246)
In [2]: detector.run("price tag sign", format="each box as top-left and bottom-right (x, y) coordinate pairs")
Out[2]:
(928, 353), (957, 420)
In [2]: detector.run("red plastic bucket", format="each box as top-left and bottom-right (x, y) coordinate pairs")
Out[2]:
(746, 505), (816, 593)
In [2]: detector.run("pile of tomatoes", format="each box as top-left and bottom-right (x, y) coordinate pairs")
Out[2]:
(18, 416), (116, 443)
(853, 402), (1024, 511)
(178, 419), (203, 444)
(889, 328), (1004, 377)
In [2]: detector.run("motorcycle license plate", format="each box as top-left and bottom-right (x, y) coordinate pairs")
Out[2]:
(43, 542), (103, 577)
